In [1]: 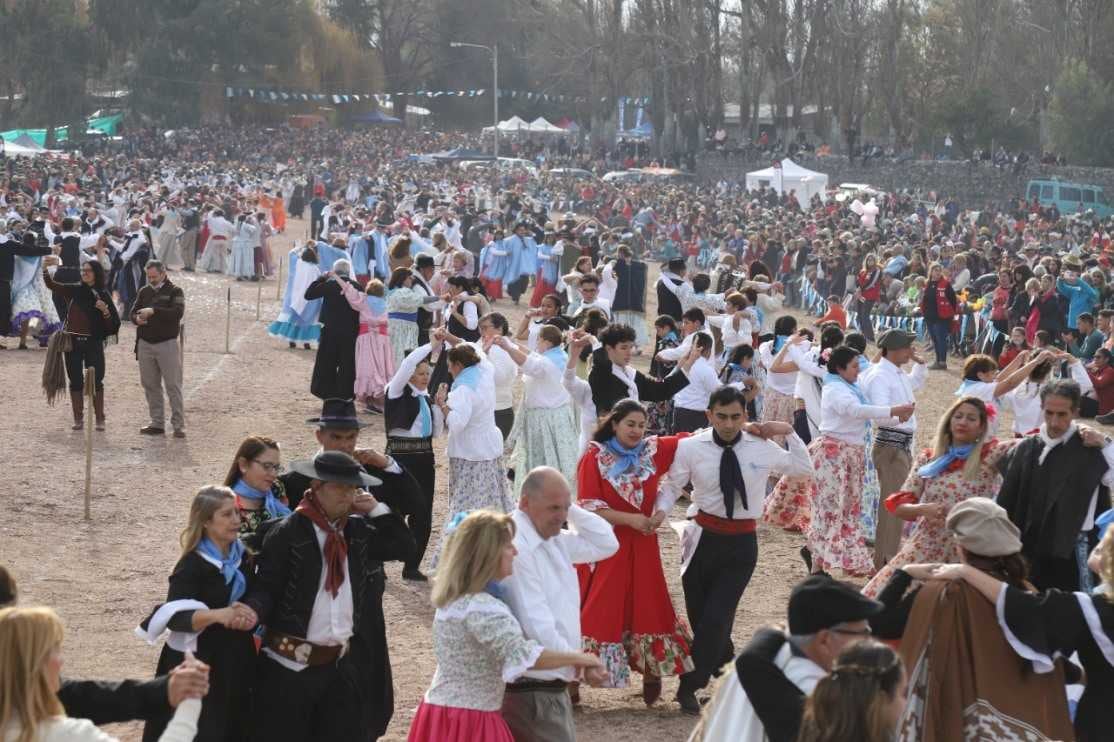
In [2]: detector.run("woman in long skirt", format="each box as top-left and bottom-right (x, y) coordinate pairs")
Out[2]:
(862, 396), (1016, 596)
(804, 346), (914, 577)
(338, 277), (394, 413)
(576, 400), (693, 705)
(492, 327), (579, 495)
(479, 312), (518, 440)
(430, 337), (514, 566)
(227, 214), (258, 280)
(386, 267), (434, 366)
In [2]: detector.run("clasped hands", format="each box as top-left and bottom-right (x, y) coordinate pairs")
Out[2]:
(217, 602), (258, 631)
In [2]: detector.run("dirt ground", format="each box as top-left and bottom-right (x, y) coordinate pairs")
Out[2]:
(0, 217), (1019, 740)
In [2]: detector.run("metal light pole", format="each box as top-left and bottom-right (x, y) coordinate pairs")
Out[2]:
(450, 41), (499, 159)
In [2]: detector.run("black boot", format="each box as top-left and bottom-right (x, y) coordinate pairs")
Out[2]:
(70, 393), (84, 430)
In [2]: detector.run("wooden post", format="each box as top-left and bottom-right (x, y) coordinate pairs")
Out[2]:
(83, 368), (94, 521)
(225, 286), (232, 354)
(178, 323), (186, 385)
(256, 281), (262, 321)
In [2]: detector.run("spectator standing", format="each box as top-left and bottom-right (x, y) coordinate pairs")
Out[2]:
(133, 260), (186, 438)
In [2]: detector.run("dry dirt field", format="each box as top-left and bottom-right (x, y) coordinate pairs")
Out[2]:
(0, 216), (1019, 740)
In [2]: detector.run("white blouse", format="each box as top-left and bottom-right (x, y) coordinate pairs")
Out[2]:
(486, 343), (518, 411)
(424, 592), (543, 711)
(444, 347), (504, 461)
(819, 379), (892, 445)
(673, 356), (720, 412)
(520, 353), (572, 409)
(1, 699), (201, 742)
(758, 341), (797, 396)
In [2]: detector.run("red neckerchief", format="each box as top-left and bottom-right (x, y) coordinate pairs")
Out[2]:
(296, 493), (349, 597)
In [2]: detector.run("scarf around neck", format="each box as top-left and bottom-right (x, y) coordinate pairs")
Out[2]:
(541, 345), (568, 372)
(196, 537), (246, 603)
(233, 478), (291, 519)
(824, 372), (869, 404)
(917, 444), (976, 478)
(1037, 422), (1077, 466)
(452, 362), (482, 391)
(712, 430), (747, 517)
(296, 494), (349, 598)
(604, 436), (649, 481)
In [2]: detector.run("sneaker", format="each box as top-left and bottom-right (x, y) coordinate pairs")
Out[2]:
(139, 426), (165, 435)
(173, 430), (187, 439)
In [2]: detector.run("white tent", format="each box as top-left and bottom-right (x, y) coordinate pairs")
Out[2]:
(1, 139), (55, 158)
(527, 117), (565, 134)
(482, 116), (530, 132)
(744, 158), (829, 209)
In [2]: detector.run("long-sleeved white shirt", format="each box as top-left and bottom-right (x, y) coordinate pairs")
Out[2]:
(487, 343), (518, 411)
(665, 428), (814, 520)
(520, 353), (572, 409)
(385, 344), (444, 438)
(443, 347), (504, 461)
(501, 506), (619, 681)
(788, 343), (825, 438)
(655, 328), (713, 364)
(562, 365), (596, 455)
(861, 356), (927, 433)
(758, 340), (798, 395)
(819, 379), (893, 445)
(1000, 361), (1094, 435)
(672, 356), (720, 412)
(3, 699), (202, 742)
(599, 262), (618, 304)
(707, 313), (753, 353)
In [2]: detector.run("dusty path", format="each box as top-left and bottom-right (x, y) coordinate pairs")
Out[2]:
(1, 218), (991, 740)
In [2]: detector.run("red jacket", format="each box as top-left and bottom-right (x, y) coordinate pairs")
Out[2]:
(1088, 365), (1114, 415)
(857, 269), (882, 301)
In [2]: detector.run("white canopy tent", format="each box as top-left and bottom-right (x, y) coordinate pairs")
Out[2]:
(744, 159), (829, 209)
(527, 117), (565, 134)
(482, 116), (530, 132)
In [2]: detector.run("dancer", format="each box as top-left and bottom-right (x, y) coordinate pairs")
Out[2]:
(588, 323), (692, 415)
(305, 259), (361, 401)
(386, 267), (434, 366)
(6, 231), (59, 347)
(665, 387), (814, 713)
(804, 346), (914, 577)
(494, 327), (579, 494)
(576, 400), (694, 705)
(757, 316), (800, 427)
(268, 244), (323, 349)
(338, 277), (394, 414)
(955, 350), (1056, 436)
(222, 435), (291, 544)
(479, 312), (518, 440)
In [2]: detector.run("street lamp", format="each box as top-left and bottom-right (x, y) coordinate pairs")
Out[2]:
(450, 41), (499, 159)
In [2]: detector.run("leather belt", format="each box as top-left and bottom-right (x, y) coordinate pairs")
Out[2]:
(875, 427), (914, 450)
(695, 510), (757, 535)
(505, 679), (567, 693)
(386, 436), (433, 454)
(266, 630), (348, 667)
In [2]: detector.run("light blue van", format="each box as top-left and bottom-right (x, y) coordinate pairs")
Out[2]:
(1026, 179), (1113, 218)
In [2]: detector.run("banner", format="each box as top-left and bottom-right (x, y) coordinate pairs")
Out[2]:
(225, 86), (651, 106)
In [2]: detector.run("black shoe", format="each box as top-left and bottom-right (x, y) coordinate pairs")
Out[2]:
(1097, 412), (1114, 425)
(173, 429), (187, 439)
(799, 546), (813, 572)
(676, 689), (701, 716)
(402, 568), (428, 582)
(303, 343), (311, 350)
(139, 426), (165, 436)
(289, 342), (296, 349)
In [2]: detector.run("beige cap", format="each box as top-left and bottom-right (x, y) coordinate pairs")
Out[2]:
(946, 497), (1021, 557)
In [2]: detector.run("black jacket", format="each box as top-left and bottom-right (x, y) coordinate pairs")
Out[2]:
(733, 628), (807, 742)
(58, 677), (170, 725)
(304, 275), (360, 338)
(0, 236), (51, 282)
(588, 346), (690, 414)
(279, 459), (421, 516)
(244, 510), (415, 739)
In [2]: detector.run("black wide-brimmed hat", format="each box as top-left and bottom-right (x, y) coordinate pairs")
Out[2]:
(289, 451), (381, 488)
(306, 399), (369, 430)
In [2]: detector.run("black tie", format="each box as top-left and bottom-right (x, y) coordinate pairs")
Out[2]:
(713, 430), (747, 518)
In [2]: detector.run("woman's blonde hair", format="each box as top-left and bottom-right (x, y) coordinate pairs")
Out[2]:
(431, 510), (515, 608)
(934, 396), (989, 481)
(0, 606), (65, 742)
(179, 486), (236, 556)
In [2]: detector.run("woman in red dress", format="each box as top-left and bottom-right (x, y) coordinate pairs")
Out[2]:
(576, 399), (694, 707)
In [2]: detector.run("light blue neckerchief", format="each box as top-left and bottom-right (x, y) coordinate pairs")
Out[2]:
(917, 444), (976, 478)
(824, 372), (869, 404)
(858, 356), (872, 372)
(773, 334), (789, 353)
(366, 295), (386, 315)
(604, 437), (648, 480)
(417, 393), (433, 437)
(197, 537), (247, 603)
(958, 379), (982, 393)
(485, 580), (509, 604)
(232, 479), (291, 519)
(541, 346), (568, 372)
(662, 330), (679, 344)
(452, 363), (482, 391)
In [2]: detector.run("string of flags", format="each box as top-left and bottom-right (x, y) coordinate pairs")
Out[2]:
(224, 87), (651, 106)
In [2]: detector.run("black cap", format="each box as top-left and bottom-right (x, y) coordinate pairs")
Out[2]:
(306, 399), (369, 430)
(788, 575), (883, 635)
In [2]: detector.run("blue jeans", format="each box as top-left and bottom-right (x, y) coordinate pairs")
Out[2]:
(928, 319), (951, 364)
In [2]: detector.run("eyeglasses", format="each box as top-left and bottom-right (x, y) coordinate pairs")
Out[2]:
(253, 460), (284, 474)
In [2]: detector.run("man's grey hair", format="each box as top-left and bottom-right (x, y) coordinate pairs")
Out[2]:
(333, 258), (352, 277)
(145, 259), (166, 273)
(520, 466), (567, 500)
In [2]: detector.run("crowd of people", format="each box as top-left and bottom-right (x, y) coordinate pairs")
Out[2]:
(3, 121), (1114, 742)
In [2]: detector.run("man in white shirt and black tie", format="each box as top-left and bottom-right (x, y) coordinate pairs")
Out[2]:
(501, 466), (619, 741)
(665, 387), (815, 713)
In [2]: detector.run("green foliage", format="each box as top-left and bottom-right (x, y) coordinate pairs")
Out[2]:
(1048, 59), (1114, 168)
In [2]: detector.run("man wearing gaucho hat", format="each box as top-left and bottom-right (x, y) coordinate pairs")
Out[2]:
(245, 447), (415, 741)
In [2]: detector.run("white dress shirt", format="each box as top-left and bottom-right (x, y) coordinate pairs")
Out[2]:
(487, 343), (518, 411)
(599, 262), (618, 304)
(655, 329), (713, 363)
(502, 506), (619, 681)
(788, 343), (824, 439)
(672, 355), (720, 412)
(707, 313), (753, 352)
(861, 356), (926, 433)
(819, 379), (892, 445)
(520, 353), (572, 409)
(573, 297), (612, 320)
(1000, 361), (1093, 435)
(758, 340), (798, 395)
(665, 428), (814, 521)
(444, 347), (504, 461)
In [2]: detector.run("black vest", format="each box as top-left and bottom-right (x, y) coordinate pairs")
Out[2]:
(384, 385), (426, 435)
(611, 260), (647, 313)
(656, 275), (683, 320)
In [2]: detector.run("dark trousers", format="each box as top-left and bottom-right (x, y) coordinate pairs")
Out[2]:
(252, 655), (361, 742)
(310, 328), (356, 400)
(390, 448), (435, 571)
(65, 336), (106, 391)
(672, 406), (708, 434)
(679, 530), (758, 693)
(310, 214), (324, 241)
(991, 318), (1009, 359)
(507, 275), (529, 302)
(857, 299), (875, 341)
(928, 318), (951, 364)
(495, 407), (515, 441)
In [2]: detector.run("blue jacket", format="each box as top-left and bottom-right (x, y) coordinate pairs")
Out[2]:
(1057, 278), (1099, 329)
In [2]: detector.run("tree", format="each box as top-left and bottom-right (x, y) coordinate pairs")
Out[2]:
(1048, 59), (1114, 167)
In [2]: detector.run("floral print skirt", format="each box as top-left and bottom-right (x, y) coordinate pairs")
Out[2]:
(805, 436), (877, 578)
(430, 456), (514, 569)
